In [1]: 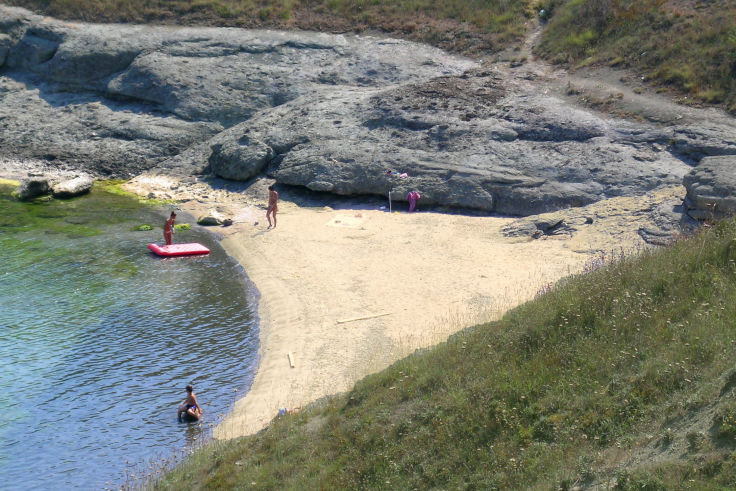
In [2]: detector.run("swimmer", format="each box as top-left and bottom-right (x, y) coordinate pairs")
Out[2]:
(177, 384), (203, 422)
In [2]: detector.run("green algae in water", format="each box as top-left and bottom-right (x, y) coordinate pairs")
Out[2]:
(0, 181), (151, 237)
(0, 179), (259, 490)
(0, 181), (153, 282)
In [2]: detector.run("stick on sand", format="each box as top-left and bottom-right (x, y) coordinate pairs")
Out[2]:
(336, 312), (392, 324)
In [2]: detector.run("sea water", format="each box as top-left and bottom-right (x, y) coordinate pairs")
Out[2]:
(0, 183), (259, 490)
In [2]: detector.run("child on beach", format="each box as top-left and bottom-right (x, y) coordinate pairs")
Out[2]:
(407, 191), (421, 212)
(177, 384), (203, 422)
(163, 211), (176, 245)
(266, 185), (278, 228)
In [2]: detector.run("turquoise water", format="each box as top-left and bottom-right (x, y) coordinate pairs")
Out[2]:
(0, 185), (259, 490)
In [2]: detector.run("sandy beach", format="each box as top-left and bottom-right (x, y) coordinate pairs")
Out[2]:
(1, 166), (683, 439)
(119, 175), (685, 439)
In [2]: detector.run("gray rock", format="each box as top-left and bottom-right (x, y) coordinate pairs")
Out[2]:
(51, 175), (95, 198)
(0, 6), (474, 179)
(306, 181), (335, 192)
(502, 213), (573, 238)
(223, 74), (694, 215)
(683, 155), (736, 219)
(209, 137), (274, 181)
(197, 215), (223, 226)
(502, 220), (539, 238)
(1, 7), (735, 218)
(5, 28), (60, 69)
(638, 198), (695, 245)
(17, 177), (50, 200)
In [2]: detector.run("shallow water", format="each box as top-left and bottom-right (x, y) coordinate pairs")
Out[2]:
(0, 184), (258, 490)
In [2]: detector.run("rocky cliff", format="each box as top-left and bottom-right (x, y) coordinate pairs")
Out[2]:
(1, 6), (735, 217)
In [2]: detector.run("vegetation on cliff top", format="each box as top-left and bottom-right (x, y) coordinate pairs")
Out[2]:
(536, 0), (736, 112)
(5, 0), (735, 112)
(5, 0), (537, 54)
(153, 218), (736, 489)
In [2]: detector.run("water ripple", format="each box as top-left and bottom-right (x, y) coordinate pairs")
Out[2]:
(0, 200), (258, 490)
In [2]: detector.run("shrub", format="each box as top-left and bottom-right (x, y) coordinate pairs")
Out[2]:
(715, 404), (736, 439)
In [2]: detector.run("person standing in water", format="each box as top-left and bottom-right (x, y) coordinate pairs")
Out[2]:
(266, 185), (278, 229)
(178, 384), (203, 422)
(163, 211), (176, 245)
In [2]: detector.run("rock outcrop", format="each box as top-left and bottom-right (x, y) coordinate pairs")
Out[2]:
(1, 6), (735, 217)
(683, 155), (736, 220)
(0, 5), (472, 177)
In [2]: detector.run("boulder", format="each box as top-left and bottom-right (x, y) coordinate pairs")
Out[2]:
(51, 175), (95, 198)
(16, 177), (50, 200)
(197, 215), (223, 226)
(502, 213), (573, 238)
(209, 137), (274, 181)
(683, 155), (736, 220)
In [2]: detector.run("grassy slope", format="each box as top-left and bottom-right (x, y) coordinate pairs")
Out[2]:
(536, 0), (736, 112)
(4, 1), (735, 112)
(155, 219), (736, 489)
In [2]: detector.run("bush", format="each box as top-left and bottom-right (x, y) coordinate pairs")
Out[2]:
(715, 404), (736, 439)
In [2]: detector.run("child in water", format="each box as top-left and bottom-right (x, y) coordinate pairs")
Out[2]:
(177, 384), (203, 422)
(163, 211), (176, 245)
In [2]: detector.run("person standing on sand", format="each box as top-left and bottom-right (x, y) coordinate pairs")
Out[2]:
(407, 191), (421, 212)
(178, 384), (203, 422)
(163, 211), (176, 245)
(266, 185), (278, 228)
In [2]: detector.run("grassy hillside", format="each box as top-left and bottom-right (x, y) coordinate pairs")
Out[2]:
(536, 0), (736, 112)
(153, 218), (736, 489)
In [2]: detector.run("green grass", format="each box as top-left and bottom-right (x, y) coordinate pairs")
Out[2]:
(536, 0), (736, 112)
(153, 218), (736, 489)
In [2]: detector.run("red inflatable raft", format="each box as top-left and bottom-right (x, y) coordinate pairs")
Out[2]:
(148, 243), (210, 257)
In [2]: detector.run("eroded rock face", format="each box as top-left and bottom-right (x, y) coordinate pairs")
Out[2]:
(0, 5), (474, 179)
(208, 137), (274, 181)
(1, 6), (735, 217)
(684, 155), (736, 220)
(204, 72), (693, 214)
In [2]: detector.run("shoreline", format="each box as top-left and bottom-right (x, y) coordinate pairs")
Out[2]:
(129, 176), (682, 440)
(210, 203), (590, 438)
(2, 168), (686, 439)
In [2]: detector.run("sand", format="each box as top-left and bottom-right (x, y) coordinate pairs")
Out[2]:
(117, 176), (682, 440)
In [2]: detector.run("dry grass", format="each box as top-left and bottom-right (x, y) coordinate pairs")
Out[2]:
(6, 0), (537, 55)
